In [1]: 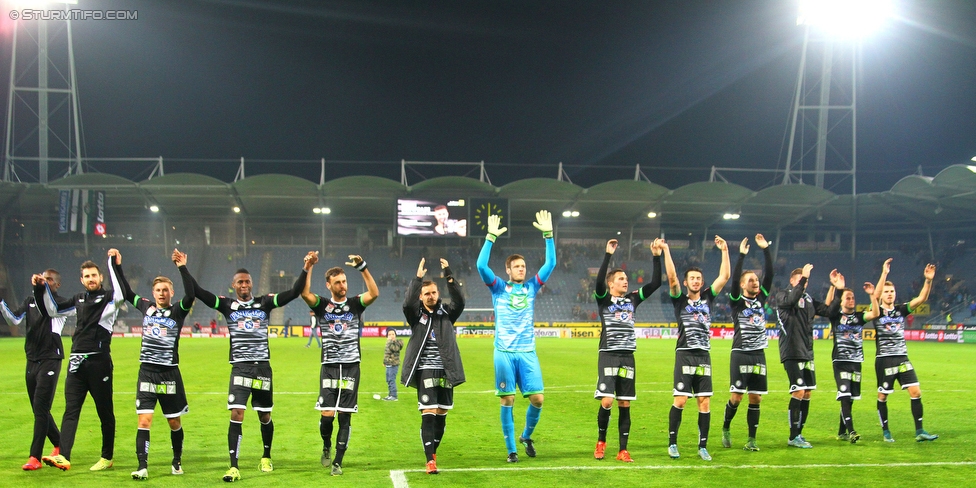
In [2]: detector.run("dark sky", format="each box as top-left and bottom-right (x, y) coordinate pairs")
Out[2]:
(2, 0), (975, 191)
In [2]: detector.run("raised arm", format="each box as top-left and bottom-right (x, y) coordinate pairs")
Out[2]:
(347, 255), (379, 306)
(756, 234), (774, 294)
(778, 264), (812, 311)
(710, 235), (731, 294)
(443, 259), (465, 322)
(105, 250), (125, 304)
(872, 258), (891, 301)
(173, 249), (195, 310)
(301, 252), (319, 307)
(594, 240), (616, 299)
(0, 297), (28, 326)
(826, 269), (844, 318)
(534, 210), (556, 283)
(192, 272), (221, 310)
(108, 248), (137, 305)
(637, 240), (663, 300)
(661, 240), (681, 297)
(730, 238), (748, 299)
(909, 263), (936, 311)
(863, 284), (882, 321)
(403, 258), (425, 319)
(477, 214), (508, 285)
(34, 274), (75, 318)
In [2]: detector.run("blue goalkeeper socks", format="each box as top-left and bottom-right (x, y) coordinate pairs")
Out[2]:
(522, 404), (542, 440)
(501, 405), (516, 453)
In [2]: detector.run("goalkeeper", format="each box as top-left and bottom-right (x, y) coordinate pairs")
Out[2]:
(476, 210), (556, 463)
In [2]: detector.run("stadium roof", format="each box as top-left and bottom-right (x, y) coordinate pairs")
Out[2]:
(2, 165), (975, 232)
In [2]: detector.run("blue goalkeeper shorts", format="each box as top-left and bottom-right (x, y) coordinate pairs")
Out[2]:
(494, 350), (544, 397)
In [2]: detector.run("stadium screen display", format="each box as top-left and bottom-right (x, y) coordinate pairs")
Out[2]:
(397, 199), (468, 237)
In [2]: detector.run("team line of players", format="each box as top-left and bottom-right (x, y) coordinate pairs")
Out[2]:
(3, 209), (938, 479)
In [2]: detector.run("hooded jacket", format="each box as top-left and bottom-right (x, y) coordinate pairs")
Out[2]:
(401, 268), (465, 388)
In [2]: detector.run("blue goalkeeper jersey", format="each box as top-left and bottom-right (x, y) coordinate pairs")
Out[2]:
(478, 237), (556, 353)
(487, 277), (543, 352)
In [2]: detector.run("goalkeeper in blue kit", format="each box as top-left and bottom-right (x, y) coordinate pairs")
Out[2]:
(477, 210), (555, 463)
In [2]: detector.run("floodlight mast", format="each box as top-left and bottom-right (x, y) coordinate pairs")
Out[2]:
(783, 1), (891, 261)
(3, 0), (84, 183)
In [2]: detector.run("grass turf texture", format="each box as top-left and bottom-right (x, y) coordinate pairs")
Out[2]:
(1, 336), (974, 487)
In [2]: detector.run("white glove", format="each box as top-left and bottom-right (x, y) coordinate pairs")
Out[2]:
(533, 210), (553, 238)
(487, 214), (507, 242)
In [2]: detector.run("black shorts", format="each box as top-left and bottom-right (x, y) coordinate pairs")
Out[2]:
(729, 350), (768, 395)
(416, 368), (455, 410)
(832, 361), (862, 400)
(136, 363), (189, 418)
(875, 356), (919, 394)
(783, 359), (817, 392)
(228, 361), (274, 412)
(673, 350), (712, 397)
(595, 351), (636, 401)
(316, 362), (360, 413)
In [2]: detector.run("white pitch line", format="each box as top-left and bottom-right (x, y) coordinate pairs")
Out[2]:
(390, 469), (409, 488)
(391, 460), (976, 478)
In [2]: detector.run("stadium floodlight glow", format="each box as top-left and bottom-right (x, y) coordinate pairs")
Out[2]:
(647, 211), (657, 219)
(562, 210), (571, 217)
(321, 207), (331, 214)
(797, 0), (894, 38)
(149, 205), (159, 213)
(723, 212), (740, 220)
(312, 207), (321, 214)
(233, 206), (241, 213)
(571, 211), (580, 217)
(968, 165), (976, 173)
(970, 156), (976, 162)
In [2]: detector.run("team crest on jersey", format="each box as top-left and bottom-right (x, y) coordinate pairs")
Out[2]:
(509, 293), (528, 310)
(239, 319), (256, 330)
(430, 330), (436, 340)
(342, 305), (349, 312)
(149, 325), (166, 337)
(332, 322), (344, 333)
(420, 314), (428, 325)
(749, 314), (764, 326)
(798, 297), (806, 308)
(614, 311), (631, 322)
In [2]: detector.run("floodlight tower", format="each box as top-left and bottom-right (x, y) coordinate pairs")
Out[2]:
(3, 0), (84, 183)
(782, 0), (892, 192)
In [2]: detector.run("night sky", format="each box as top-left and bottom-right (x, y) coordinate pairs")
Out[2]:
(1, 0), (974, 191)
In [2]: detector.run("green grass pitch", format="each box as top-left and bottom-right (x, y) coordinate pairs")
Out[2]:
(2, 336), (974, 487)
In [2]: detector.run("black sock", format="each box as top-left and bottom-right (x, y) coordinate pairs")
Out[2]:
(723, 400), (738, 430)
(698, 411), (710, 449)
(878, 400), (889, 432)
(421, 414), (436, 462)
(597, 406), (611, 442)
(228, 421), (242, 468)
(788, 398), (801, 440)
(911, 397), (924, 432)
(136, 428), (150, 470)
(171, 427), (184, 464)
(798, 398), (810, 434)
(840, 397), (854, 434)
(260, 419), (274, 458)
(668, 406), (682, 446)
(321, 415), (335, 451)
(746, 404), (760, 439)
(618, 406), (631, 451)
(333, 413), (351, 466)
(433, 414), (446, 453)
(838, 409), (847, 436)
